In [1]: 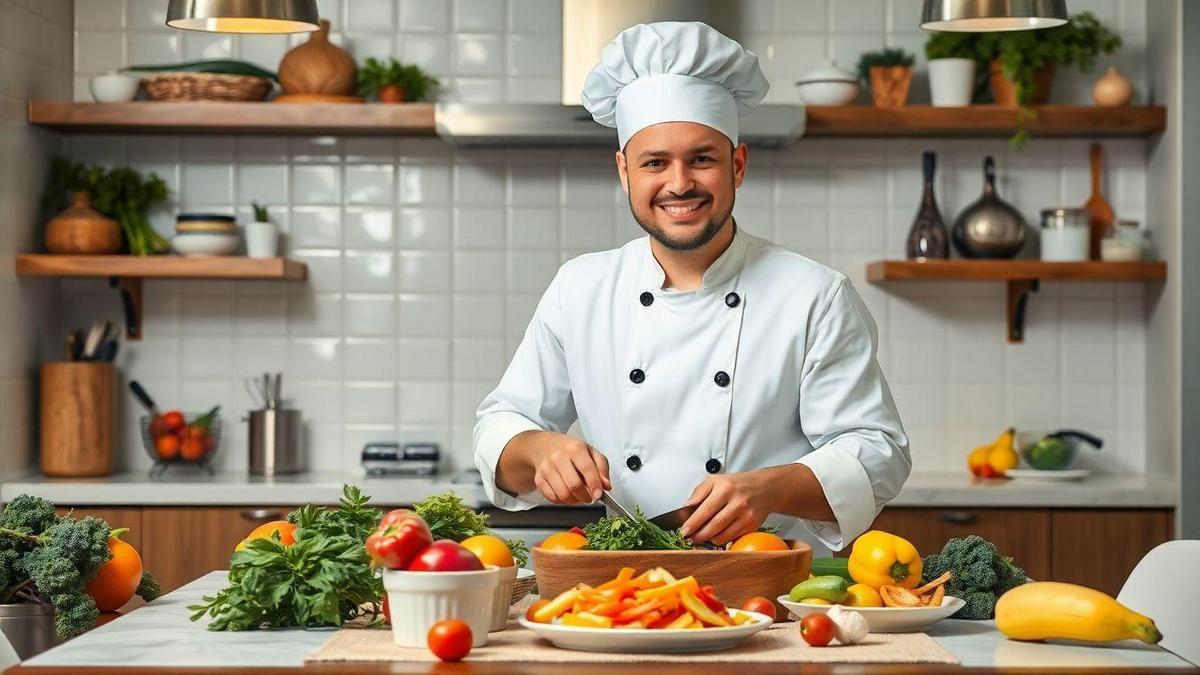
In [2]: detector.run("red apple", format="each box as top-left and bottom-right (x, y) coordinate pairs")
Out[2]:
(406, 540), (484, 572)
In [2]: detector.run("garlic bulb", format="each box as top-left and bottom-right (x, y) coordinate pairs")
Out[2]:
(826, 605), (869, 645)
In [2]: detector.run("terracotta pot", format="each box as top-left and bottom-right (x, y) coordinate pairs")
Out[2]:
(1092, 66), (1133, 107)
(45, 192), (122, 254)
(988, 59), (1055, 107)
(278, 19), (356, 96)
(377, 84), (407, 103)
(869, 65), (913, 108)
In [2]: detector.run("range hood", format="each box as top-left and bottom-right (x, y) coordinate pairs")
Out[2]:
(434, 0), (805, 148)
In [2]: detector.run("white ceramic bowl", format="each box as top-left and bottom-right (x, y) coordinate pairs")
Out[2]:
(795, 80), (860, 106)
(778, 595), (965, 633)
(171, 232), (240, 257)
(488, 564), (519, 632)
(383, 567), (500, 648)
(90, 73), (141, 102)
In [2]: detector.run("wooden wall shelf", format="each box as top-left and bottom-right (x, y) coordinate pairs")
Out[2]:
(17, 255), (308, 340)
(28, 101), (1165, 138)
(867, 259), (1167, 343)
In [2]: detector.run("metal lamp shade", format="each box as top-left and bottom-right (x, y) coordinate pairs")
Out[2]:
(166, 0), (319, 33)
(920, 0), (1069, 31)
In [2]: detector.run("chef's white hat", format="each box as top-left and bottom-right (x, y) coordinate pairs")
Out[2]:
(581, 22), (769, 149)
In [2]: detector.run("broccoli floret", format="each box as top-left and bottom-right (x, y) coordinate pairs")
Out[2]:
(955, 590), (998, 620)
(136, 571), (162, 602)
(50, 591), (99, 639)
(42, 517), (112, 580)
(0, 495), (60, 536)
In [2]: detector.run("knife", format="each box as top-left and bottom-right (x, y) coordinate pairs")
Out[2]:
(649, 504), (697, 532)
(598, 490), (636, 520)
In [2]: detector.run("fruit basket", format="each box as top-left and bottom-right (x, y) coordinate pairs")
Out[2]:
(140, 407), (221, 475)
(532, 540), (811, 617)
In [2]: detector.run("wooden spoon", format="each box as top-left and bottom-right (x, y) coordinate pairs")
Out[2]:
(1084, 143), (1115, 260)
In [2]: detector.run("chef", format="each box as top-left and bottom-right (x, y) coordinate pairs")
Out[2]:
(474, 22), (910, 554)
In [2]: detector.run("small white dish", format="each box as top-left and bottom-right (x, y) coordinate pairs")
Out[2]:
(90, 73), (141, 102)
(778, 595), (965, 633)
(517, 608), (771, 653)
(488, 564), (519, 632)
(171, 232), (240, 257)
(1005, 468), (1091, 482)
(383, 567), (500, 648)
(795, 58), (860, 105)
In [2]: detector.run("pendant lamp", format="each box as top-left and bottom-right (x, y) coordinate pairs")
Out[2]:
(166, 0), (320, 34)
(920, 0), (1069, 32)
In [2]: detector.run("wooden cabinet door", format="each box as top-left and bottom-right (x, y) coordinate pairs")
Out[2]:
(1050, 509), (1173, 596)
(141, 506), (296, 592)
(54, 507), (144, 551)
(842, 508), (1051, 582)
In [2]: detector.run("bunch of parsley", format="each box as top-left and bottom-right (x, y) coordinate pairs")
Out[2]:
(582, 507), (691, 551)
(189, 485), (383, 630)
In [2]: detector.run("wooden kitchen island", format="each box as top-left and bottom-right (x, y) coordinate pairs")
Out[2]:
(7, 572), (1189, 674)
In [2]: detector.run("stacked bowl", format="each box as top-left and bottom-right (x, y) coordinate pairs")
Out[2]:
(172, 214), (240, 256)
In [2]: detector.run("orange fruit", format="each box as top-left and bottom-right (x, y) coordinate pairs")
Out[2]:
(729, 532), (789, 552)
(236, 520), (298, 552)
(180, 437), (206, 461)
(154, 434), (180, 460)
(86, 537), (144, 612)
(538, 532), (588, 551)
(460, 534), (514, 567)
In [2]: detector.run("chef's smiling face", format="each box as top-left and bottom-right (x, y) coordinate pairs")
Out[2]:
(616, 122), (748, 251)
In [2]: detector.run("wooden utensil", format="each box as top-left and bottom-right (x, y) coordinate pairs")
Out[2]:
(1084, 143), (1115, 259)
(40, 362), (115, 477)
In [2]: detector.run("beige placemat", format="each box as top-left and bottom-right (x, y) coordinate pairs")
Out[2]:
(305, 607), (958, 665)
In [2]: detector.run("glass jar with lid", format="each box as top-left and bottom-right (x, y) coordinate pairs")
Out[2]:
(1040, 208), (1090, 261)
(1100, 219), (1145, 261)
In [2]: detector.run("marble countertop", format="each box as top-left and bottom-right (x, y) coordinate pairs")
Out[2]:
(22, 572), (1191, 670)
(0, 470), (1178, 508)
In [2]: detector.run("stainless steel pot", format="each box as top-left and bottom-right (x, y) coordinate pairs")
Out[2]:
(952, 156), (1028, 258)
(0, 602), (58, 660)
(247, 408), (303, 475)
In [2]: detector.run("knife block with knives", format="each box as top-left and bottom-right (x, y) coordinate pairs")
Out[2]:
(40, 361), (115, 477)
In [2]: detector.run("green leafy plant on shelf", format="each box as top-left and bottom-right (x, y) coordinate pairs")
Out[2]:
(925, 12), (1121, 148)
(357, 57), (439, 102)
(41, 156), (170, 255)
(854, 47), (915, 82)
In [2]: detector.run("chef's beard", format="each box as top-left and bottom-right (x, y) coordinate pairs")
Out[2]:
(630, 187), (734, 252)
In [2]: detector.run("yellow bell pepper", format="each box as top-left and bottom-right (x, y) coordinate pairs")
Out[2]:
(847, 530), (922, 590)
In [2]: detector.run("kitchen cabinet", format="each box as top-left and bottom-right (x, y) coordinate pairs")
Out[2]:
(1050, 509), (1174, 596)
(141, 506), (298, 592)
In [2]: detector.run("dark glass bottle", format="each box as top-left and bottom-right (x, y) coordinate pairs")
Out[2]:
(906, 151), (949, 260)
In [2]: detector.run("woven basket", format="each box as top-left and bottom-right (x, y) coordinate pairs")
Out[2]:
(141, 72), (273, 102)
(510, 571), (537, 606)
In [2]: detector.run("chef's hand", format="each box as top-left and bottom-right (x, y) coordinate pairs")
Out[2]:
(531, 433), (612, 505)
(679, 470), (774, 546)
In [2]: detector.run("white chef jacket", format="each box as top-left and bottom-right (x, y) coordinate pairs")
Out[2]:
(473, 227), (910, 553)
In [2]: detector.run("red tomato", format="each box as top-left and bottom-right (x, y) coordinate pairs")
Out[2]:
(381, 595), (390, 623)
(148, 415), (167, 438)
(740, 596), (777, 622)
(427, 619), (472, 662)
(365, 512), (433, 570)
(407, 540), (484, 572)
(162, 411), (186, 432)
(800, 613), (835, 647)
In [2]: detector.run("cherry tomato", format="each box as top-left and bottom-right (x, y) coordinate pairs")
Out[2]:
(154, 434), (180, 460)
(427, 619), (472, 662)
(800, 613), (835, 647)
(162, 411), (186, 432)
(740, 596), (777, 622)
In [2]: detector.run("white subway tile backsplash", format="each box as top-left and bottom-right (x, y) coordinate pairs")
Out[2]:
(452, 337), (506, 380)
(344, 207), (395, 248)
(400, 33), (452, 76)
(344, 294), (398, 336)
(343, 252), (397, 293)
(289, 294), (344, 336)
(398, 337), (451, 379)
(399, 207), (452, 248)
(401, 0), (452, 32)
(181, 31), (232, 61)
(455, 164), (507, 204)
(452, 295), (505, 337)
(127, 31), (179, 64)
(456, 0), (505, 32)
(289, 207), (341, 248)
(400, 251), (452, 291)
(288, 338), (343, 379)
(345, 164), (395, 205)
(399, 381), (451, 424)
(453, 251), (505, 292)
(237, 165), (288, 205)
(507, 34), (560, 77)
(347, 0), (396, 32)
(400, 163), (453, 204)
(344, 382), (397, 424)
(454, 208), (506, 249)
(455, 33), (504, 76)
(398, 294), (451, 336)
(292, 164), (342, 205)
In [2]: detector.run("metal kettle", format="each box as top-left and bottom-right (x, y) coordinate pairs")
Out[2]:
(951, 156), (1028, 258)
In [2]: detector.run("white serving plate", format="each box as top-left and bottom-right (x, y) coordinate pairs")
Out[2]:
(1005, 468), (1091, 482)
(517, 608), (771, 653)
(778, 595), (965, 633)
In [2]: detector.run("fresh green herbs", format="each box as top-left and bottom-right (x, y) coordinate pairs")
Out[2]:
(413, 492), (528, 567)
(42, 157), (170, 255)
(855, 47), (915, 82)
(582, 507), (691, 551)
(189, 485), (383, 631)
(0, 494), (160, 638)
(356, 57), (439, 101)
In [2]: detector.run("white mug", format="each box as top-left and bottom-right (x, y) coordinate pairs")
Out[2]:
(244, 222), (278, 258)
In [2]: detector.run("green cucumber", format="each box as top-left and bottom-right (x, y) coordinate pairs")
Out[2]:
(810, 557), (854, 583)
(123, 59), (278, 82)
(788, 575), (849, 603)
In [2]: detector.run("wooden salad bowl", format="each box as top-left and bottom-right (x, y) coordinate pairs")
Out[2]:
(531, 540), (812, 617)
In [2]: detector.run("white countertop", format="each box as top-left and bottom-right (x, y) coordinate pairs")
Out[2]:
(0, 471), (1177, 508)
(23, 572), (1192, 670)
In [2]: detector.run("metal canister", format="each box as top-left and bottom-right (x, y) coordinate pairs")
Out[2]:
(0, 602), (58, 660)
(247, 408), (303, 475)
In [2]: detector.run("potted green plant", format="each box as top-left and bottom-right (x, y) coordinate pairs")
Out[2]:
(925, 32), (982, 107)
(856, 47), (915, 108)
(41, 157), (170, 256)
(357, 57), (439, 103)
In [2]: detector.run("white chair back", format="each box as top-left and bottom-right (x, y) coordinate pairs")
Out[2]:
(1117, 539), (1200, 666)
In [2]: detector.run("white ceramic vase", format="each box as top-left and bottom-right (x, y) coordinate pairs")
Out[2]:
(928, 58), (975, 107)
(244, 221), (278, 258)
